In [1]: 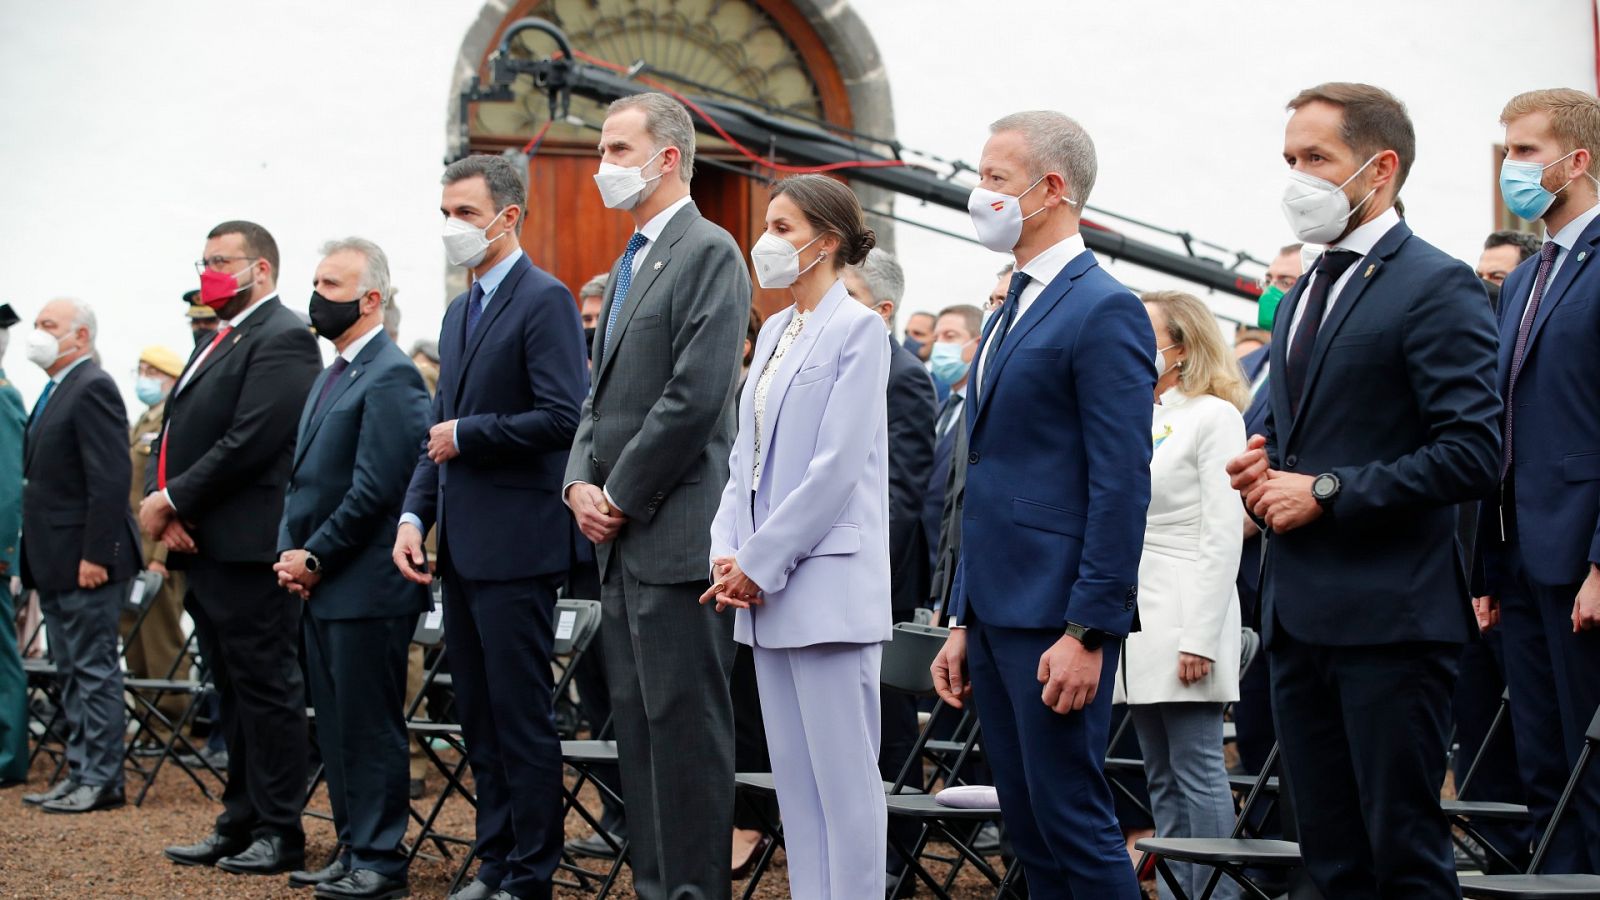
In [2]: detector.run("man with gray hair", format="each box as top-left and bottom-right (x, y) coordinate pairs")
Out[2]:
(275, 239), (432, 898)
(932, 111), (1155, 899)
(19, 298), (141, 813)
(565, 91), (748, 899)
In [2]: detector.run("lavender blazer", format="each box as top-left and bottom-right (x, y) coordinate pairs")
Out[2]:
(710, 279), (893, 649)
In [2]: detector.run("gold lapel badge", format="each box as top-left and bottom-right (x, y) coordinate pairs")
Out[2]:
(1363, 264), (1375, 278)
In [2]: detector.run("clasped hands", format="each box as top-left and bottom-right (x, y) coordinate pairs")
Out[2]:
(697, 557), (763, 612)
(274, 549), (320, 600)
(1226, 434), (1323, 534)
(567, 483), (627, 544)
(138, 492), (197, 553)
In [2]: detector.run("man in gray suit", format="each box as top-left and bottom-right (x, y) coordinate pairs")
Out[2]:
(564, 92), (749, 900)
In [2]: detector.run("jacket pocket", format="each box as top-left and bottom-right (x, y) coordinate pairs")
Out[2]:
(809, 524), (860, 557)
(1013, 347), (1062, 361)
(1328, 331), (1381, 349)
(1563, 450), (1600, 483)
(791, 363), (834, 387)
(1012, 497), (1086, 537)
(629, 314), (663, 331)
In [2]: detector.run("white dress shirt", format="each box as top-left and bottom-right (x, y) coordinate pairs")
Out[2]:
(974, 232), (1087, 392)
(49, 355), (91, 385)
(335, 321), (382, 363)
(630, 194), (694, 277)
(1288, 207), (1400, 338)
(1518, 199), (1600, 324)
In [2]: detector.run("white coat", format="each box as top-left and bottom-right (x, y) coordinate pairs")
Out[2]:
(1116, 387), (1245, 705)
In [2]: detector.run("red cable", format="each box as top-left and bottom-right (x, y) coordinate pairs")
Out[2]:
(559, 49), (908, 176)
(521, 118), (553, 154)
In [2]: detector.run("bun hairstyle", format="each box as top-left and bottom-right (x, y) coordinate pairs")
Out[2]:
(770, 174), (876, 268)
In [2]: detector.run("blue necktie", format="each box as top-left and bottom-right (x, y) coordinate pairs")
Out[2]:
(27, 380), (56, 434)
(464, 281), (487, 341)
(604, 232), (651, 357)
(980, 270), (1030, 395)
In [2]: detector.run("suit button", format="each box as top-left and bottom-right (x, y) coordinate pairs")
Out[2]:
(592, 411), (601, 421)
(968, 451), (980, 465)
(1285, 454), (1298, 468)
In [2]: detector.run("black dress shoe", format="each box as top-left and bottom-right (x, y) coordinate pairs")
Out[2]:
(41, 783), (124, 814)
(21, 778), (77, 806)
(216, 834), (307, 875)
(290, 859), (349, 888)
(564, 828), (624, 859)
(315, 868), (409, 899)
(448, 879), (498, 900)
(487, 892), (526, 900)
(408, 778), (425, 800)
(165, 831), (252, 867)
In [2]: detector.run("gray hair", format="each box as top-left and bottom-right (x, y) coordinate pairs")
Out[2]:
(989, 110), (1098, 208)
(320, 237), (393, 307)
(579, 274), (609, 300)
(607, 92), (696, 183)
(853, 248), (906, 309)
(442, 154), (528, 229)
(52, 298), (97, 345)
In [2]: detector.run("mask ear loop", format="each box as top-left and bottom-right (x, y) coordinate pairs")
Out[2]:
(792, 233), (828, 279)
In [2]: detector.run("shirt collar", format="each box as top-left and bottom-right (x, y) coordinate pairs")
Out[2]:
(50, 355), (91, 384)
(1332, 206), (1401, 258)
(1017, 232), (1088, 288)
(475, 247), (524, 302)
(639, 195), (693, 245)
(229, 293), (277, 328)
(337, 323), (384, 363)
(1549, 200), (1600, 251)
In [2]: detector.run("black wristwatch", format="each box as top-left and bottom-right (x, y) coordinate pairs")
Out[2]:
(1063, 621), (1105, 651)
(304, 552), (322, 575)
(1311, 472), (1341, 510)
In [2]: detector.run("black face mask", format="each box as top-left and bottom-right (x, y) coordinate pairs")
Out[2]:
(583, 326), (597, 360)
(309, 290), (363, 341)
(192, 324), (218, 347)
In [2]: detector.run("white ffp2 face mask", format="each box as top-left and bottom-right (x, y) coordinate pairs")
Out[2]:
(1280, 154), (1378, 244)
(442, 206), (512, 268)
(594, 147), (666, 210)
(750, 232), (824, 289)
(25, 328), (66, 370)
(968, 175), (1067, 253)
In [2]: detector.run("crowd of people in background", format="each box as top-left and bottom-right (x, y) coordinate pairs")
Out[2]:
(1, 80), (1599, 900)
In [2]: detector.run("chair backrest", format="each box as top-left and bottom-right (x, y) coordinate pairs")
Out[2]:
(125, 569), (163, 611)
(554, 598), (602, 657)
(881, 621), (950, 695)
(1527, 700), (1600, 873)
(412, 582), (445, 647)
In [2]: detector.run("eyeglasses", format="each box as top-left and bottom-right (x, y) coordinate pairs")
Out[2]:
(193, 255), (258, 274)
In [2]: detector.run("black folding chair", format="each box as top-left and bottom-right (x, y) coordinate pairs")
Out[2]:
(1443, 688), (1536, 874)
(1136, 743), (1303, 900)
(1458, 702), (1600, 899)
(121, 628), (224, 805)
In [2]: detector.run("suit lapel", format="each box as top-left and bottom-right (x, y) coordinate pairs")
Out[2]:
(757, 283), (848, 490)
(1285, 223), (1411, 448)
(595, 204), (700, 387)
(454, 255), (531, 407)
(971, 251), (1095, 435)
(26, 361), (90, 469)
(180, 298), (282, 396)
(294, 332), (386, 470)
(1524, 216), (1600, 357)
(293, 367), (332, 469)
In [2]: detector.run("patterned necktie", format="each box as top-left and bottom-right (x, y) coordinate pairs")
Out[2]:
(1285, 249), (1361, 416)
(604, 232), (651, 357)
(979, 270), (1031, 396)
(310, 357), (350, 421)
(160, 324), (233, 489)
(464, 281), (487, 340)
(27, 380), (56, 434)
(1501, 240), (1562, 479)
(936, 392), (964, 439)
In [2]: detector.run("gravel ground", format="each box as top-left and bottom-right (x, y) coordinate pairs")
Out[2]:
(0, 749), (1033, 898)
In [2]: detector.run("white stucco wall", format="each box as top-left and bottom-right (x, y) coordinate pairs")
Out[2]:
(0, 0), (1592, 411)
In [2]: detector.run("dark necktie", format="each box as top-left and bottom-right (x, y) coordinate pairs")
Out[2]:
(310, 357), (350, 421)
(1285, 249), (1361, 416)
(936, 392), (964, 438)
(980, 270), (1031, 395)
(1502, 240), (1562, 478)
(27, 380), (56, 435)
(604, 232), (651, 357)
(464, 281), (487, 340)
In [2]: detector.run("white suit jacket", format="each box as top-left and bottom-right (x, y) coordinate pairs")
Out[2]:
(710, 279), (893, 649)
(1116, 388), (1245, 704)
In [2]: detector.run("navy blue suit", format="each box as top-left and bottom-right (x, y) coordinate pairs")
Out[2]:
(280, 330), (431, 876)
(1475, 211), (1600, 873)
(402, 251), (587, 899)
(950, 247), (1154, 899)
(1261, 219), (1501, 898)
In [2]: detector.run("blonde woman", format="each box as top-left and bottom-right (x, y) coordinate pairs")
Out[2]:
(1119, 290), (1249, 900)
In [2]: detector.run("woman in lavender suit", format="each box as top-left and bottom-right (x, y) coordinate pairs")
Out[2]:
(704, 174), (893, 899)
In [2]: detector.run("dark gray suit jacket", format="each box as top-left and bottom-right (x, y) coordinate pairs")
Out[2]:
(565, 202), (750, 584)
(929, 410), (967, 616)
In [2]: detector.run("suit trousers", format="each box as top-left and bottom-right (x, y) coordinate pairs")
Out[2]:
(1496, 536), (1600, 873)
(966, 610), (1139, 900)
(754, 641), (886, 900)
(1129, 702), (1239, 900)
(0, 585), (29, 782)
(303, 611), (414, 876)
(441, 567), (564, 900)
(1268, 631), (1460, 900)
(38, 581), (127, 788)
(599, 543), (735, 900)
(186, 563), (308, 840)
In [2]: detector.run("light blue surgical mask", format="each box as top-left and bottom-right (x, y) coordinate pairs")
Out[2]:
(928, 341), (972, 386)
(1499, 149), (1593, 221)
(135, 375), (168, 407)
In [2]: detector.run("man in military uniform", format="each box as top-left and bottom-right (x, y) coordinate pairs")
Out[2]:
(123, 345), (189, 744)
(185, 290), (220, 347)
(0, 303), (28, 786)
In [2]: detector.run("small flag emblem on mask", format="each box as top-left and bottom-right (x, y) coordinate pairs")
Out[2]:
(990, 200), (1005, 212)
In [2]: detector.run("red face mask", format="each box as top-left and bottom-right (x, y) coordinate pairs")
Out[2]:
(199, 266), (253, 309)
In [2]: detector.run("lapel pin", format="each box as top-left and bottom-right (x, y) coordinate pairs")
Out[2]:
(653, 260), (665, 271)
(1580, 251), (1588, 262)
(1363, 264), (1375, 278)
(232, 333), (242, 344)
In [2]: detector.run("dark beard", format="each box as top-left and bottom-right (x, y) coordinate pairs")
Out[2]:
(214, 289), (256, 320)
